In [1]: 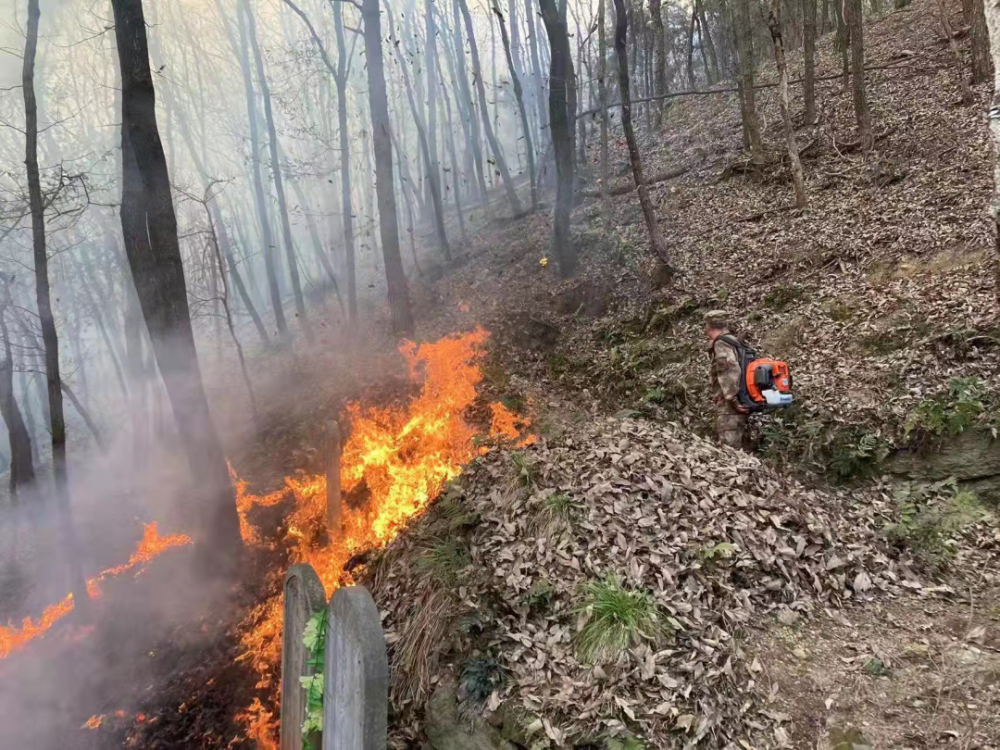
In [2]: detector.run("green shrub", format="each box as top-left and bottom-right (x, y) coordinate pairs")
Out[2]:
(460, 654), (506, 705)
(763, 284), (807, 311)
(574, 576), (670, 664)
(511, 450), (539, 488)
(521, 578), (554, 612)
(883, 481), (990, 570)
(827, 427), (892, 480)
(905, 377), (993, 444)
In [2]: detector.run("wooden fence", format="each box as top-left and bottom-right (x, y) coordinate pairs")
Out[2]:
(280, 563), (388, 750)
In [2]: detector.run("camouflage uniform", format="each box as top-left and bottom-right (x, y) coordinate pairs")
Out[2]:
(708, 329), (748, 449)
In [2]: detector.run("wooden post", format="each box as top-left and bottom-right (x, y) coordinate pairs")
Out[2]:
(326, 421), (342, 535)
(280, 565), (328, 750)
(323, 586), (388, 750)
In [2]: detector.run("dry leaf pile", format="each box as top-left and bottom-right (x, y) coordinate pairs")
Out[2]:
(367, 414), (971, 747)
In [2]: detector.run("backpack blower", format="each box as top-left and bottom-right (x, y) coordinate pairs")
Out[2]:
(717, 335), (794, 412)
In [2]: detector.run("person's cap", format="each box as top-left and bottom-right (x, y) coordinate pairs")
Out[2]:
(704, 309), (729, 329)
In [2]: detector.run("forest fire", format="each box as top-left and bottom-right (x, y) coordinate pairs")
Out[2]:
(233, 327), (531, 746)
(0, 522), (192, 659)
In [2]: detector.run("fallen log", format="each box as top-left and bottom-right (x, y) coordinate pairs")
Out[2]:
(577, 165), (690, 198)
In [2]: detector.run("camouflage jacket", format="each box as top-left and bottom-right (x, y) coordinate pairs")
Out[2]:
(708, 332), (743, 405)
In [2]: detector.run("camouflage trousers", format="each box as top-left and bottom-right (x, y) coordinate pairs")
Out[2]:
(715, 403), (748, 449)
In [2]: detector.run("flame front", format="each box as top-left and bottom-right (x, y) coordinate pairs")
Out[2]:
(0, 522), (192, 659)
(235, 327), (531, 746)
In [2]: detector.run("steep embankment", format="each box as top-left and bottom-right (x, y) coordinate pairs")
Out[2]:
(379, 1), (1000, 747)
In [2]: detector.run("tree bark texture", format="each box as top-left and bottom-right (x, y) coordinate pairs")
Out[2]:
(768, 0), (808, 207)
(612, 0), (671, 269)
(361, 0), (414, 337)
(981, 0), (1000, 304)
(971, 0), (993, 85)
(803, 0), (817, 123)
(494, 6), (538, 211)
(23, 0), (88, 604)
(845, 0), (873, 150)
(539, 0), (577, 277)
(457, 0), (524, 215)
(735, 0), (765, 159)
(111, 0), (242, 563)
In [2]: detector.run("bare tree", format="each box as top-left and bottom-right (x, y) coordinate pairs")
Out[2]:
(333, 0), (358, 323)
(448, 0), (490, 206)
(23, 0), (88, 605)
(649, 0), (667, 127)
(803, 0), (817, 123)
(612, 0), (672, 271)
(457, 0), (524, 215)
(935, 0), (973, 105)
(539, 0), (577, 277)
(360, 0), (414, 336)
(768, 0), (807, 207)
(494, 5), (538, 211)
(983, 0), (1000, 303)
(599, 0), (610, 205)
(0, 279), (34, 494)
(970, 0), (993, 86)
(241, 0), (309, 330)
(845, 0), (873, 150)
(735, 0), (764, 160)
(111, 0), (242, 564)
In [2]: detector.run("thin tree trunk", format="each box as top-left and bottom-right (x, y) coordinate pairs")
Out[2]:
(242, 0), (308, 330)
(599, 0), (610, 205)
(697, 0), (720, 83)
(361, 0), (414, 337)
(440, 81), (470, 245)
(539, 0), (577, 277)
(524, 0), (549, 148)
(457, 0), (524, 215)
(686, 5), (697, 89)
(971, 0), (993, 85)
(60, 381), (106, 453)
(935, 0), (973, 105)
(451, 0), (490, 206)
(985, 0), (1000, 304)
(229, 0), (286, 334)
(612, 0), (672, 272)
(803, 0), (817, 123)
(835, 0), (849, 92)
(735, 0), (764, 159)
(112, 0), (242, 565)
(650, 0), (667, 127)
(768, 0), (808, 208)
(208, 198), (269, 342)
(0, 290), (34, 493)
(23, 0), (88, 606)
(845, 0), (873, 150)
(426, 0), (442, 216)
(494, 5), (538, 211)
(333, 0), (357, 324)
(383, 0), (452, 262)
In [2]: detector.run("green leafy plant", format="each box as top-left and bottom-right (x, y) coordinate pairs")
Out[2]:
(861, 657), (890, 676)
(300, 609), (327, 746)
(883, 481), (990, 570)
(699, 541), (738, 569)
(460, 654), (506, 705)
(827, 428), (892, 480)
(511, 450), (539, 488)
(905, 377), (994, 444)
(603, 734), (648, 750)
(574, 576), (669, 664)
(763, 284), (807, 311)
(416, 539), (471, 585)
(521, 578), (554, 612)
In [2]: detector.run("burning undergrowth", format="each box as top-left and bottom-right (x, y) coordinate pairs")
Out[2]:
(228, 327), (532, 747)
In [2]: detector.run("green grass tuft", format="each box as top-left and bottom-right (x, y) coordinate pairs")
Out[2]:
(416, 539), (470, 585)
(574, 576), (669, 664)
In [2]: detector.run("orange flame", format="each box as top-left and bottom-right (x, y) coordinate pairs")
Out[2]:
(82, 714), (105, 730)
(234, 328), (531, 745)
(0, 522), (192, 659)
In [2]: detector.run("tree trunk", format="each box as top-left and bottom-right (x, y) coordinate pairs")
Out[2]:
(803, 0), (817, 123)
(971, 0), (993, 85)
(539, 0), (577, 277)
(231, 0), (286, 334)
(457, 0), (524, 215)
(426, 0), (441, 210)
(209, 199), (270, 342)
(0, 290), (34, 494)
(649, 0), (667, 127)
(451, 0), (490, 207)
(599, 0), (611, 204)
(23, 0), (88, 606)
(111, 0), (242, 565)
(845, 0), (873, 150)
(383, 0), (452, 262)
(686, 5), (697, 89)
(982, 0), (1000, 303)
(242, 0), (308, 330)
(697, 0), (720, 83)
(835, 0), (849, 92)
(440, 80), (470, 245)
(524, 0), (549, 149)
(333, 1), (357, 324)
(936, 0), (974, 105)
(360, 0), (414, 337)
(735, 0), (765, 160)
(495, 5), (538, 211)
(612, 0), (672, 271)
(768, 0), (808, 207)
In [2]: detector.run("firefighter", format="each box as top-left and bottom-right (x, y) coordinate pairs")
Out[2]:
(705, 310), (748, 449)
